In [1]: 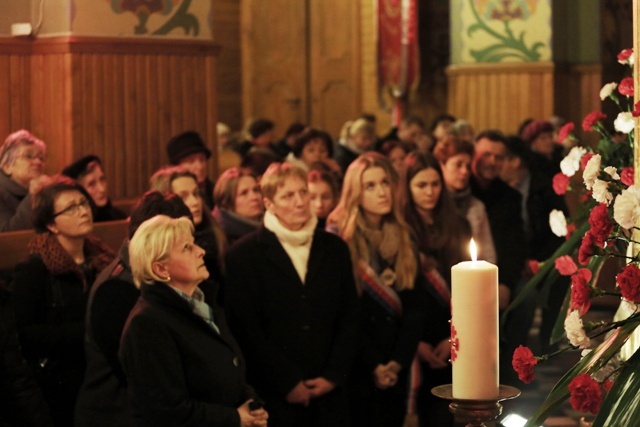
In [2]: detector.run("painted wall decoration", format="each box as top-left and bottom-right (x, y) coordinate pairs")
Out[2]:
(71, 0), (212, 38)
(461, 0), (551, 63)
(109, 0), (198, 35)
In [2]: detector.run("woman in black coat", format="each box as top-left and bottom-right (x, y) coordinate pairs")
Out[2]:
(327, 152), (428, 427)
(225, 163), (359, 427)
(12, 177), (115, 426)
(120, 215), (267, 427)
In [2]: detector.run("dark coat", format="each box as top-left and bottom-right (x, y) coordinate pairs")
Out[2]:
(75, 244), (221, 427)
(119, 281), (253, 427)
(225, 227), (360, 426)
(348, 255), (429, 427)
(12, 234), (114, 427)
(470, 176), (526, 290)
(0, 288), (52, 427)
(74, 244), (139, 427)
(212, 206), (260, 247)
(333, 144), (360, 174)
(93, 201), (128, 223)
(0, 170), (33, 232)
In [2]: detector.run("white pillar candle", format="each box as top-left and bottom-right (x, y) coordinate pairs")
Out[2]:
(451, 239), (499, 399)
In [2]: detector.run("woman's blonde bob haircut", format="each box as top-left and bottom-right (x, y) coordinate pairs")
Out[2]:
(129, 215), (195, 288)
(260, 162), (307, 201)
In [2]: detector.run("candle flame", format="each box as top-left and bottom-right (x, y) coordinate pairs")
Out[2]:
(469, 239), (477, 262)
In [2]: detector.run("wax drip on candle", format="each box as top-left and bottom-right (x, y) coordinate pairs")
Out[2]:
(469, 239), (477, 261)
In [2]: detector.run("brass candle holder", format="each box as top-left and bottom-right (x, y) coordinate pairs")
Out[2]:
(431, 384), (521, 427)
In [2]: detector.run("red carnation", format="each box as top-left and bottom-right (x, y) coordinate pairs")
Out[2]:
(621, 167), (634, 186)
(580, 153), (595, 170)
(603, 379), (614, 392)
(566, 223), (577, 240)
(618, 77), (635, 96)
(617, 264), (640, 303)
(557, 122), (574, 143)
(512, 345), (538, 384)
(555, 255), (578, 276)
(578, 231), (597, 265)
(633, 101), (640, 118)
(582, 112), (607, 132)
(618, 48), (633, 63)
(528, 259), (540, 275)
(553, 173), (570, 195)
(570, 268), (593, 314)
(569, 374), (603, 414)
(588, 204), (613, 247)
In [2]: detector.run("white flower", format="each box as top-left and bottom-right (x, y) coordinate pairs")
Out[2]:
(600, 82), (618, 100)
(549, 209), (568, 237)
(565, 310), (591, 349)
(614, 112), (635, 134)
(604, 166), (620, 180)
(614, 185), (640, 228)
(560, 146), (587, 177)
(583, 154), (601, 190)
(592, 179), (614, 205)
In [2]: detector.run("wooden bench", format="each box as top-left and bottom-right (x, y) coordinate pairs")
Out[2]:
(0, 219), (128, 274)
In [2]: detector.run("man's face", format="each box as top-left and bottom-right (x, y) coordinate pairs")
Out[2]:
(398, 123), (424, 144)
(472, 137), (506, 182)
(179, 153), (208, 184)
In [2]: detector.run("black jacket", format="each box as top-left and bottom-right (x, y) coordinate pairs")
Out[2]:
(0, 288), (52, 427)
(225, 227), (360, 423)
(119, 281), (253, 427)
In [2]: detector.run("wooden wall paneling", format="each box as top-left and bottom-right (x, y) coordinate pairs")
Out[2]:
(205, 55), (219, 177)
(145, 53), (159, 179)
(0, 54), (10, 139)
(447, 63), (555, 134)
(0, 40), (31, 139)
(309, 0), (361, 138)
(136, 53), (147, 195)
(241, 0), (308, 137)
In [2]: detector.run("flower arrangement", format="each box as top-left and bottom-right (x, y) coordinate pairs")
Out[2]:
(502, 48), (640, 426)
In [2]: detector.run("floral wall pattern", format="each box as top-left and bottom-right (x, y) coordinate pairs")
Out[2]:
(460, 0), (551, 63)
(70, 0), (211, 38)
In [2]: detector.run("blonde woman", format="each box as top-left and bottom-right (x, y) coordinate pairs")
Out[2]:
(334, 118), (376, 173)
(326, 152), (427, 427)
(120, 215), (267, 427)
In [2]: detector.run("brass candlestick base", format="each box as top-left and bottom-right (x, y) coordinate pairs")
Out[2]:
(431, 384), (521, 427)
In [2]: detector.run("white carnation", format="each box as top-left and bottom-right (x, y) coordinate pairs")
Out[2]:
(549, 209), (568, 237)
(583, 154), (601, 190)
(614, 185), (640, 229)
(604, 166), (620, 180)
(565, 310), (591, 349)
(600, 82), (618, 100)
(614, 112), (635, 134)
(560, 146), (587, 177)
(592, 179), (614, 205)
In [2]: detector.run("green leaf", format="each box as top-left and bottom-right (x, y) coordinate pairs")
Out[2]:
(525, 321), (640, 426)
(593, 347), (640, 426)
(501, 222), (589, 330)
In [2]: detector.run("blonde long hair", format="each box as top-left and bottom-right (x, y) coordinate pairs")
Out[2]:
(328, 152), (417, 292)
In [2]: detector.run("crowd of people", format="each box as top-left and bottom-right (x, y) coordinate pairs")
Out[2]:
(0, 113), (570, 427)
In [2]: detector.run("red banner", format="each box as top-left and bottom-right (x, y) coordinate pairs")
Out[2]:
(378, 0), (419, 125)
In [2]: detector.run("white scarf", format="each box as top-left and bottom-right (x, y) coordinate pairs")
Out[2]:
(264, 210), (317, 284)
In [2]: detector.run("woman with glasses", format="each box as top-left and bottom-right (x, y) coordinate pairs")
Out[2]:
(12, 176), (115, 426)
(0, 129), (51, 231)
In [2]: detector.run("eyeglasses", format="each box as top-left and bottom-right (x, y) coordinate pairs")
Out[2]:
(18, 151), (46, 162)
(53, 198), (91, 217)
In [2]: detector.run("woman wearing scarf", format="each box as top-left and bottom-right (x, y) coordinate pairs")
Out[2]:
(225, 163), (359, 426)
(12, 176), (115, 426)
(326, 152), (428, 427)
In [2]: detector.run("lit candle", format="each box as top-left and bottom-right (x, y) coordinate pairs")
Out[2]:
(451, 239), (499, 399)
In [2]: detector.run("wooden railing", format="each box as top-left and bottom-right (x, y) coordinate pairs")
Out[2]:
(0, 219), (128, 273)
